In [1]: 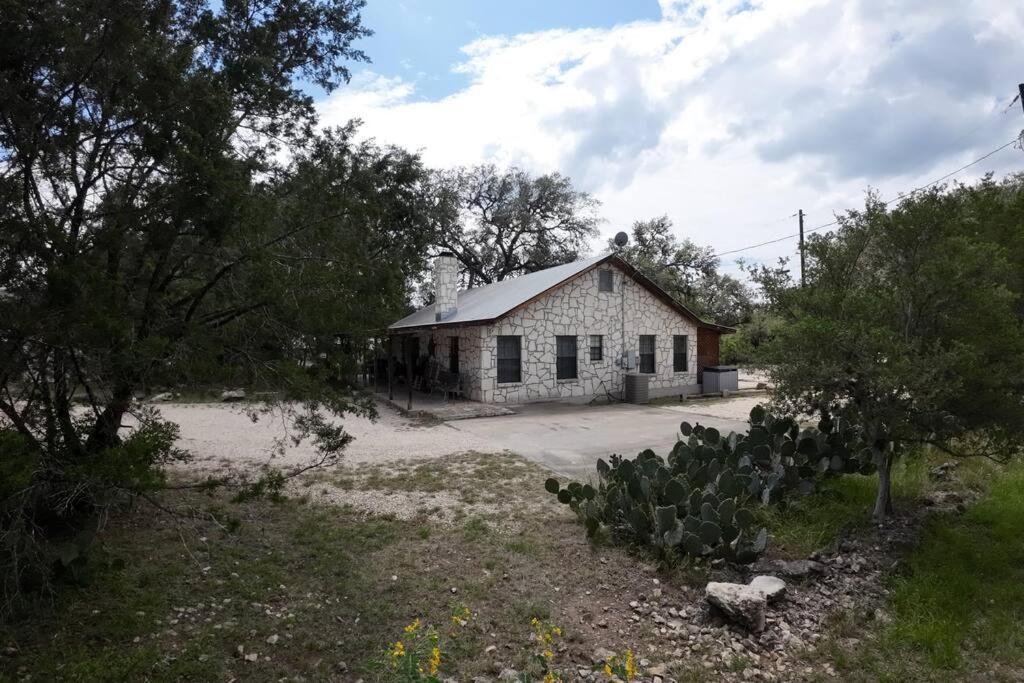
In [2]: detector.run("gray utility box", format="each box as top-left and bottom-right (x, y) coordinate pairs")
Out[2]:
(703, 366), (739, 394)
(623, 372), (650, 404)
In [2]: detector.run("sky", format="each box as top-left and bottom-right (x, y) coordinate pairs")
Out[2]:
(316, 0), (1024, 275)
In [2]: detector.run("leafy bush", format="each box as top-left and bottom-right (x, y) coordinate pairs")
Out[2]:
(545, 405), (875, 563)
(720, 310), (783, 365)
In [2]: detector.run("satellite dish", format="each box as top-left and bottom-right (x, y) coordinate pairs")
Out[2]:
(613, 231), (629, 247)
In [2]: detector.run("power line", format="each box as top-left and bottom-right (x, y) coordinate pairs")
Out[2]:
(712, 135), (1021, 259)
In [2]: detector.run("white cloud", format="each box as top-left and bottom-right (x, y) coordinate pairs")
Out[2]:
(318, 0), (1024, 270)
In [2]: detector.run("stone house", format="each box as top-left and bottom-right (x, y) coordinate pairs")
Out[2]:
(387, 252), (733, 404)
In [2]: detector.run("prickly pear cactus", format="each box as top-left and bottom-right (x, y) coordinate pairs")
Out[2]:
(543, 404), (872, 564)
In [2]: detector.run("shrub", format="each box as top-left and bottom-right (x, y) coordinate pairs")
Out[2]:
(545, 406), (875, 563)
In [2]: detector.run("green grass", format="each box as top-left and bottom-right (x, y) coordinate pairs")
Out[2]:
(0, 499), (456, 682)
(888, 464), (1024, 669)
(825, 462), (1024, 681)
(757, 457), (929, 557)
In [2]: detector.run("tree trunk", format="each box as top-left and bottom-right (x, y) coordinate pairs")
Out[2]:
(83, 383), (133, 454)
(872, 449), (894, 522)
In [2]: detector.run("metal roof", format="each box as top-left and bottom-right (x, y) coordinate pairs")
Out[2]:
(389, 254), (609, 330)
(388, 253), (734, 333)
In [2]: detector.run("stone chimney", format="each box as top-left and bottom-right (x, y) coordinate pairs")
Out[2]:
(433, 252), (458, 321)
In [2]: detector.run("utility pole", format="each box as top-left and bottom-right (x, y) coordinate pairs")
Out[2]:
(798, 209), (806, 287)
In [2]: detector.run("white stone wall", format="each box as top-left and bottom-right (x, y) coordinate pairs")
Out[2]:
(432, 255), (459, 321)
(477, 263), (699, 403)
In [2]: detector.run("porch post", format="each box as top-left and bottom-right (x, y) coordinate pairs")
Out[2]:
(387, 334), (395, 401)
(406, 334), (414, 411)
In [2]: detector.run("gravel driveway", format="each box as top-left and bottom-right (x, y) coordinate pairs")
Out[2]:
(160, 394), (763, 480)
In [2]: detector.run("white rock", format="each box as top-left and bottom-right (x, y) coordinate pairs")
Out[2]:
(266, 634), (280, 645)
(706, 582), (767, 633)
(749, 575), (787, 603)
(220, 389), (246, 402)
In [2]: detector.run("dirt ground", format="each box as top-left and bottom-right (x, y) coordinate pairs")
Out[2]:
(157, 394), (765, 482)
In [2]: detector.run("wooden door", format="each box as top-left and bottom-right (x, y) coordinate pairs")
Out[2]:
(696, 328), (720, 383)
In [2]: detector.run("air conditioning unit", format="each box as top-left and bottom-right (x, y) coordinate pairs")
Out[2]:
(624, 373), (649, 404)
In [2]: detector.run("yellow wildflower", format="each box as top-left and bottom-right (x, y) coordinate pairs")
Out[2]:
(543, 648), (554, 660)
(603, 663), (613, 677)
(624, 649), (636, 680)
(552, 626), (562, 636)
(428, 646), (441, 675)
(531, 617), (540, 626)
(404, 618), (420, 634)
(391, 640), (405, 658)
(543, 673), (559, 683)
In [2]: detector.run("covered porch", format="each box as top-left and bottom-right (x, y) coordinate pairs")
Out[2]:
(372, 331), (507, 420)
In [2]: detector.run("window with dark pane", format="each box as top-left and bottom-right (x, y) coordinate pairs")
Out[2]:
(599, 270), (614, 292)
(589, 334), (603, 362)
(556, 335), (578, 380)
(638, 335), (656, 373)
(496, 335), (521, 383)
(673, 335), (688, 372)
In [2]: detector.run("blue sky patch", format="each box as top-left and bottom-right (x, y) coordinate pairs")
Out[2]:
(337, 0), (661, 101)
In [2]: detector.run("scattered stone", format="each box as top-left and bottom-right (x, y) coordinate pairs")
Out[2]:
(244, 652), (259, 662)
(749, 576), (787, 603)
(923, 490), (964, 507)
(751, 558), (826, 579)
(592, 647), (616, 664)
(220, 389), (246, 402)
(266, 634), (280, 645)
(149, 392), (175, 402)
(497, 667), (519, 682)
(484, 645), (497, 654)
(648, 663), (668, 676)
(929, 461), (959, 481)
(706, 582), (767, 633)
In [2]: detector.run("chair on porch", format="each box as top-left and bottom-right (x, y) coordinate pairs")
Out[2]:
(424, 358), (461, 401)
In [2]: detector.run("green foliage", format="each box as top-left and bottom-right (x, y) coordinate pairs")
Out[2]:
(720, 310), (783, 365)
(610, 215), (754, 326)
(546, 405), (873, 563)
(0, 0), (441, 614)
(750, 176), (1024, 519)
(432, 164), (600, 287)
